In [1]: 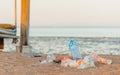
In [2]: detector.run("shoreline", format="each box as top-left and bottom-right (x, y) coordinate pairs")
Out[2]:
(3, 37), (120, 55)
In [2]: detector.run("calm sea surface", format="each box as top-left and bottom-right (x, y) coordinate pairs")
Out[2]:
(17, 27), (120, 37)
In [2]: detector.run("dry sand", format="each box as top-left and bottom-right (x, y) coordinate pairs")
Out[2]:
(0, 52), (120, 75)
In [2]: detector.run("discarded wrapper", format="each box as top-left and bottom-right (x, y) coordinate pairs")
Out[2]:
(97, 57), (112, 64)
(61, 59), (77, 67)
(91, 53), (112, 64)
(60, 55), (73, 62)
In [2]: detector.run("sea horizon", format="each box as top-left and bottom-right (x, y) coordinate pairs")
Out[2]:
(17, 26), (120, 37)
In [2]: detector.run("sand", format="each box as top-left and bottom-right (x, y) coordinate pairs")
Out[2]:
(0, 52), (120, 75)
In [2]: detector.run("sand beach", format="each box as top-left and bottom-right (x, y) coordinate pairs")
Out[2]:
(0, 52), (119, 75)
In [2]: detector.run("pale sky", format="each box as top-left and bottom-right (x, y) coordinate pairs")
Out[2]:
(0, 0), (120, 27)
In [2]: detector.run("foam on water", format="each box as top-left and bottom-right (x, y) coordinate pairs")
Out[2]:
(3, 37), (120, 55)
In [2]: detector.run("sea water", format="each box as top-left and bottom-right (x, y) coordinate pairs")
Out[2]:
(3, 37), (120, 55)
(3, 27), (120, 55)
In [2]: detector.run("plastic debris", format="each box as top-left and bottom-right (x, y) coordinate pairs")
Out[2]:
(60, 55), (82, 67)
(41, 60), (47, 64)
(68, 40), (112, 69)
(47, 54), (56, 63)
(69, 40), (82, 60)
(61, 59), (77, 67)
(60, 55), (73, 62)
(89, 53), (112, 64)
(60, 54), (112, 69)
(77, 55), (95, 69)
(41, 54), (56, 64)
(60, 55), (76, 67)
(77, 60), (84, 66)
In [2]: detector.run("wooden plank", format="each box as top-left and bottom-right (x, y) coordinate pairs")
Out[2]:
(20, 0), (30, 52)
(0, 24), (15, 29)
(0, 38), (4, 49)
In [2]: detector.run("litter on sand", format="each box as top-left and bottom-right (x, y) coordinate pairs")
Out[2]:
(60, 53), (112, 69)
(60, 40), (112, 69)
(41, 54), (56, 64)
(40, 40), (112, 69)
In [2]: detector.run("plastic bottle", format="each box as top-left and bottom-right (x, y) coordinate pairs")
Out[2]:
(69, 40), (82, 60)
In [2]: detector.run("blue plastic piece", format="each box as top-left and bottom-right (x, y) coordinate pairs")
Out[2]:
(69, 40), (82, 60)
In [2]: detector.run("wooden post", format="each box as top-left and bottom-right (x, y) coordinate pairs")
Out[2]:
(0, 38), (4, 49)
(20, 0), (30, 52)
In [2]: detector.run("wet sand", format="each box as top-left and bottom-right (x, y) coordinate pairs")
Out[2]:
(0, 52), (120, 75)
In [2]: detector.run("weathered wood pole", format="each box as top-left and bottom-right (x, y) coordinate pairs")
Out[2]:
(0, 38), (4, 49)
(20, 0), (30, 52)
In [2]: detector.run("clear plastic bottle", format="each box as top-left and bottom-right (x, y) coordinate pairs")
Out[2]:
(69, 40), (82, 60)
